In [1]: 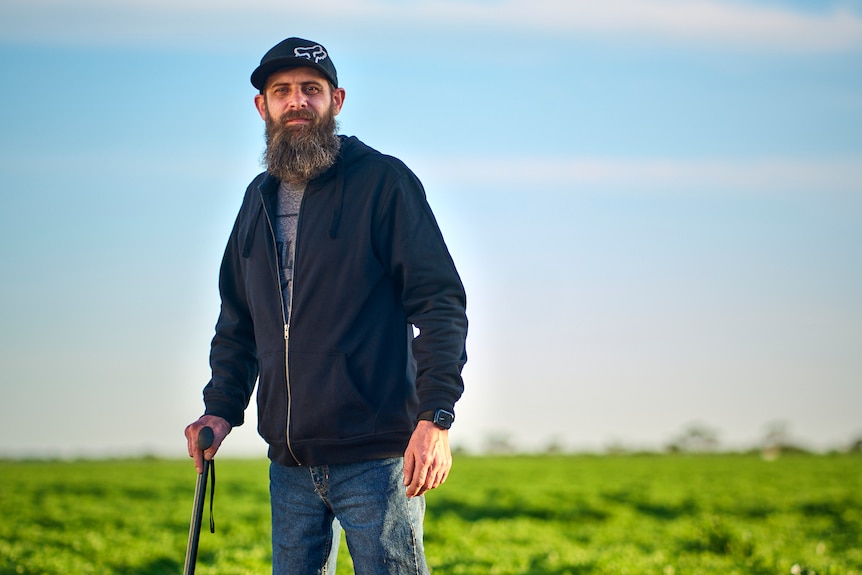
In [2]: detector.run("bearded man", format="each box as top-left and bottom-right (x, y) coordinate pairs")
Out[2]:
(184, 37), (468, 575)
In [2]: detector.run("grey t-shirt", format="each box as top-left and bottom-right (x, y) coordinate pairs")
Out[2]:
(274, 181), (306, 322)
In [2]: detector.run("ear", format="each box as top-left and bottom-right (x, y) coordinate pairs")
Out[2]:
(254, 93), (268, 121)
(331, 87), (346, 116)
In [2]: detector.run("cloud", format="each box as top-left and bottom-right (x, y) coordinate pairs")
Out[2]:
(411, 155), (862, 194)
(2, 0), (861, 52)
(412, 0), (862, 51)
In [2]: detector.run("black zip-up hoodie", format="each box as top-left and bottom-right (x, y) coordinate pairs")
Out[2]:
(202, 136), (468, 467)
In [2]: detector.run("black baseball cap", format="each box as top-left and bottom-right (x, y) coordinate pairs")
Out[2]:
(251, 37), (338, 91)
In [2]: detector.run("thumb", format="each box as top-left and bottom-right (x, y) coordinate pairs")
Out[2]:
(202, 427), (229, 461)
(403, 451), (415, 486)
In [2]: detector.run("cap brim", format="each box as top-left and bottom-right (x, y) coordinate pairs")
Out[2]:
(250, 58), (337, 90)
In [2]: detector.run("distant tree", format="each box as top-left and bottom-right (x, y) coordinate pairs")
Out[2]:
(760, 420), (810, 459)
(605, 440), (631, 455)
(666, 423), (720, 453)
(450, 443), (469, 456)
(483, 432), (516, 455)
(762, 421), (790, 449)
(542, 436), (566, 455)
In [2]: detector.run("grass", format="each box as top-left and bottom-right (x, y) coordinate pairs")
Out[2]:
(1, 454), (860, 574)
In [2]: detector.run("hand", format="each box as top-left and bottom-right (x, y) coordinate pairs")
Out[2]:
(403, 421), (452, 498)
(184, 415), (232, 474)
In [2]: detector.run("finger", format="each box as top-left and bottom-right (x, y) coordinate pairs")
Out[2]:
(411, 481), (423, 498)
(438, 468), (449, 487)
(408, 463), (429, 498)
(415, 478), (432, 497)
(203, 434), (224, 462)
(403, 452), (415, 487)
(184, 424), (196, 458)
(422, 461), (450, 494)
(192, 449), (204, 475)
(427, 471), (439, 491)
(437, 459), (451, 485)
(415, 470), (438, 497)
(186, 428), (204, 474)
(186, 428), (201, 472)
(185, 423), (209, 474)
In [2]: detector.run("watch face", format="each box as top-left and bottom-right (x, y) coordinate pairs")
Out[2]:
(434, 410), (455, 429)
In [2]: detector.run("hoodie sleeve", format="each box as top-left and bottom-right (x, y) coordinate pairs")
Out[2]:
(201, 193), (260, 427)
(374, 166), (468, 416)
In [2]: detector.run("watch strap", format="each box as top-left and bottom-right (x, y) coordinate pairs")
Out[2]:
(417, 409), (455, 429)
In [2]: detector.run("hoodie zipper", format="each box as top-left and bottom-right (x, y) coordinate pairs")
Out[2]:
(259, 187), (302, 466)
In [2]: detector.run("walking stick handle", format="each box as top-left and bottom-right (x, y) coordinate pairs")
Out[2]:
(197, 426), (214, 452)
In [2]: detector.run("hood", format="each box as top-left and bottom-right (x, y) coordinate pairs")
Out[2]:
(258, 135), (377, 239)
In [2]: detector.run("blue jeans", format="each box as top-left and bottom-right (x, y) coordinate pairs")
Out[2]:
(270, 457), (430, 575)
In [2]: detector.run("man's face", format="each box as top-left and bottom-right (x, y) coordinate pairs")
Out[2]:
(255, 66), (345, 129)
(255, 67), (346, 185)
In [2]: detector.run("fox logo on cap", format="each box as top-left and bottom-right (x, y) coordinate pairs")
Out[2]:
(251, 38), (338, 90)
(294, 45), (328, 64)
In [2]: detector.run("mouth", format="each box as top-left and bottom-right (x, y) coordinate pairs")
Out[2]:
(281, 111), (315, 127)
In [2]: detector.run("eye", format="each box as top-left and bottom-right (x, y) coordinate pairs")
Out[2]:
(304, 85), (321, 95)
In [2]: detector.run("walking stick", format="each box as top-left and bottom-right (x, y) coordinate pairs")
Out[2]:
(184, 426), (215, 575)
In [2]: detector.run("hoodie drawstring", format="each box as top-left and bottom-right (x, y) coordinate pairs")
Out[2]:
(328, 155), (345, 238)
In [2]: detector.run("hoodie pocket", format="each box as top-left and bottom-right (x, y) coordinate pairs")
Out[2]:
(256, 351), (288, 445)
(288, 351), (377, 441)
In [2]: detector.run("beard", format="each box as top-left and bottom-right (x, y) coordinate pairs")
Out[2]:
(263, 105), (341, 186)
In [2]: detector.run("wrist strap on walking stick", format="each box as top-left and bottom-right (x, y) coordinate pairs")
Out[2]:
(208, 460), (216, 533)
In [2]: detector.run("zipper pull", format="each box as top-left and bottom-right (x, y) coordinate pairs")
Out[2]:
(284, 323), (289, 341)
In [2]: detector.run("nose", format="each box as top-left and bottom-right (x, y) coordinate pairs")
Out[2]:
(286, 90), (307, 110)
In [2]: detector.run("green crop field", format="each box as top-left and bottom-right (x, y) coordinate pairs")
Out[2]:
(1, 454), (860, 574)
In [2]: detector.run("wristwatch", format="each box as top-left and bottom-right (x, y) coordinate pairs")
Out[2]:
(417, 409), (455, 430)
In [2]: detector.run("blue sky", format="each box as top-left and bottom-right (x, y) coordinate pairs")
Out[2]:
(1, 0), (860, 457)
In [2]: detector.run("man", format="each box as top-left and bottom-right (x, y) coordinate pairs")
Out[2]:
(184, 37), (468, 575)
